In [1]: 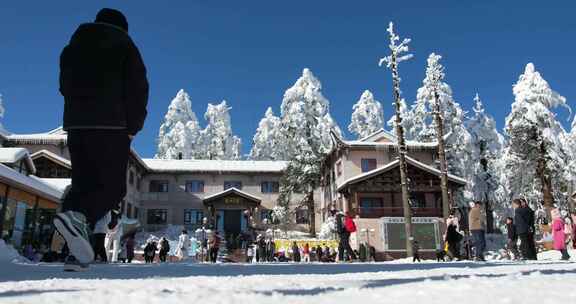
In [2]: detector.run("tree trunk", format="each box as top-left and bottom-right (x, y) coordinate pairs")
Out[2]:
(537, 141), (554, 219)
(390, 52), (413, 257)
(432, 90), (451, 219)
(307, 191), (316, 237)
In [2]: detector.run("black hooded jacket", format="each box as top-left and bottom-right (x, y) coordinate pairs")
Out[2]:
(59, 22), (148, 135)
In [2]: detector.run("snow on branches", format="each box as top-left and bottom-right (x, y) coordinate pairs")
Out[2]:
(349, 90), (384, 139)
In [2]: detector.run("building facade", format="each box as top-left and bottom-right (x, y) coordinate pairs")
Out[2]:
(3, 128), (312, 246)
(321, 130), (466, 260)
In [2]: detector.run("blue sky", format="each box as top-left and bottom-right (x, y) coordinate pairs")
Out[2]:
(0, 1), (575, 158)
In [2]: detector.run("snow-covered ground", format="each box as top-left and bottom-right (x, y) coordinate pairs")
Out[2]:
(1, 245), (575, 304)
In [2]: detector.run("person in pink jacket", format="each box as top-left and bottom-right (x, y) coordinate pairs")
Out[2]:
(551, 209), (570, 261)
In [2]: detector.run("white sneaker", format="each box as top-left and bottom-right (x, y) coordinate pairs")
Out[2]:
(54, 211), (94, 264)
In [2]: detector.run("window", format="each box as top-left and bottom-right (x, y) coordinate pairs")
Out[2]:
(129, 171), (134, 185)
(147, 209), (168, 225)
(185, 180), (205, 193)
(127, 203), (132, 218)
(361, 158), (377, 172)
(134, 207), (139, 219)
(136, 178), (141, 191)
(296, 208), (310, 224)
(360, 197), (384, 209)
(336, 161), (342, 177)
(184, 209), (204, 225)
(410, 192), (427, 208)
(149, 180), (169, 193)
(224, 181), (242, 190)
(261, 181), (280, 193)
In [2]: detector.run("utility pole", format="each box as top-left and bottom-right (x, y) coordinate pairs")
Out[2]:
(380, 22), (414, 257)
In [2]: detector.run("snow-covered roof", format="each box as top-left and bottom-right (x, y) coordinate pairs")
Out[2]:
(203, 187), (262, 203)
(337, 156), (467, 191)
(342, 140), (438, 149)
(6, 132), (67, 145)
(358, 128), (397, 142)
(30, 149), (71, 169)
(0, 163), (62, 201)
(0, 148), (36, 174)
(35, 178), (71, 192)
(142, 159), (288, 173)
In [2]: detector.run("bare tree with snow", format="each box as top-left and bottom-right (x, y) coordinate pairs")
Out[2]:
(348, 90), (384, 139)
(379, 22), (414, 257)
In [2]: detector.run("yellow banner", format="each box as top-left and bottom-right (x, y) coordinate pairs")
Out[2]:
(273, 239), (339, 251)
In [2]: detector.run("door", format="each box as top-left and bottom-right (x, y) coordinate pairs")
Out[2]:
(223, 210), (242, 249)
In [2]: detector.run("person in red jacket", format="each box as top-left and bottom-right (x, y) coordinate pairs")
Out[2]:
(337, 211), (357, 262)
(302, 243), (311, 262)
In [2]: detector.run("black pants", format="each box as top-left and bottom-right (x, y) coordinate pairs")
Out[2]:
(518, 233), (530, 260)
(159, 251), (168, 262)
(560, 249), (571, 260)
(413, 253), (421, 262)
(92, 233), (107, 262)
(527, 232), (537, 260)
(210, 247), (219, 263)
(62, 129), (131, 226)
(338, 233), (356, 261)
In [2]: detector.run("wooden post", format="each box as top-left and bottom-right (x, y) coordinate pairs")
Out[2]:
(0, 185), (11, 239)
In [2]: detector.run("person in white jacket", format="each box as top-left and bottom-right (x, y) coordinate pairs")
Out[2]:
(176, 230), (191, 261)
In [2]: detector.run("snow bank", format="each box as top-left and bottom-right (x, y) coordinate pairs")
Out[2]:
(0, 240), (25, 263)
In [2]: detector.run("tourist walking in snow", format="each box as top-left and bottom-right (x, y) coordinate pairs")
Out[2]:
(505, 217), (519, 260)
(315, 245), (323, 262)
(412, 240), (421, 262)
(468, 201), (486, 261)
(521, 199), (538, 260)
(514, 199), (536, 260)
(257, 235), (266, 262)
(551, 209), (571, 261)
(144, 240), (157, 263)
(158, 237), (170, 263)
(176, 230), (191, 262)
(246, 244), (255, 263)
(445, 213), (462, 260)
(209, 232), (220, 263)
(54, 8), (148, 270)
(302, 243), (311, 262)
(291, 242), (301, 262)
(337, 211), (357, 262)
(125, 234), (135, 263)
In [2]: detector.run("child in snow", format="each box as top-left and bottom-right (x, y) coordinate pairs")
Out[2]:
(412, 240), (421, 262)
(551, 209), (571, 261)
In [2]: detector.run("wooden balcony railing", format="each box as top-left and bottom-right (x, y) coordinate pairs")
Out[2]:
(357, 207), (442, 218)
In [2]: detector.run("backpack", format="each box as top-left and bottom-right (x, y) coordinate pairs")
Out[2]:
(345, 217), (357, 233)
(336, 214), (346, 234)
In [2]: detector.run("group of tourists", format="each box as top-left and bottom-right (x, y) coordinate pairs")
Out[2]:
(508, 198), (573, 261)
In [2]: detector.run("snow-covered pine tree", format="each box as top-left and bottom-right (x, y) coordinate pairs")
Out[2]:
(502, 63), (571, 212)
(348, 90), (384, 139)
(201, 100), (242, 160)
(387, 98), (415, 139)
(466, 93), (505, 231)
(410, 54), (474, 207)
(566, 117), (576, 212)
(277, 68), (341, 235)
(155, 89), (201, 159)
(249, 107), (282, 160)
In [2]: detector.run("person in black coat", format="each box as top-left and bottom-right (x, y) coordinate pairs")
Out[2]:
(57, 8), (149, 262)
(505, 217), (519, 259)
(513, 199), (533, 260)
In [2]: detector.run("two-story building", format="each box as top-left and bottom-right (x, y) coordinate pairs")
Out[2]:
(321, 129), (466, 260)
(3, 127), (311, 245)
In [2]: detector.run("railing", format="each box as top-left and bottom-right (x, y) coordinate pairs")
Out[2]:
(357, 207), (442, 218)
